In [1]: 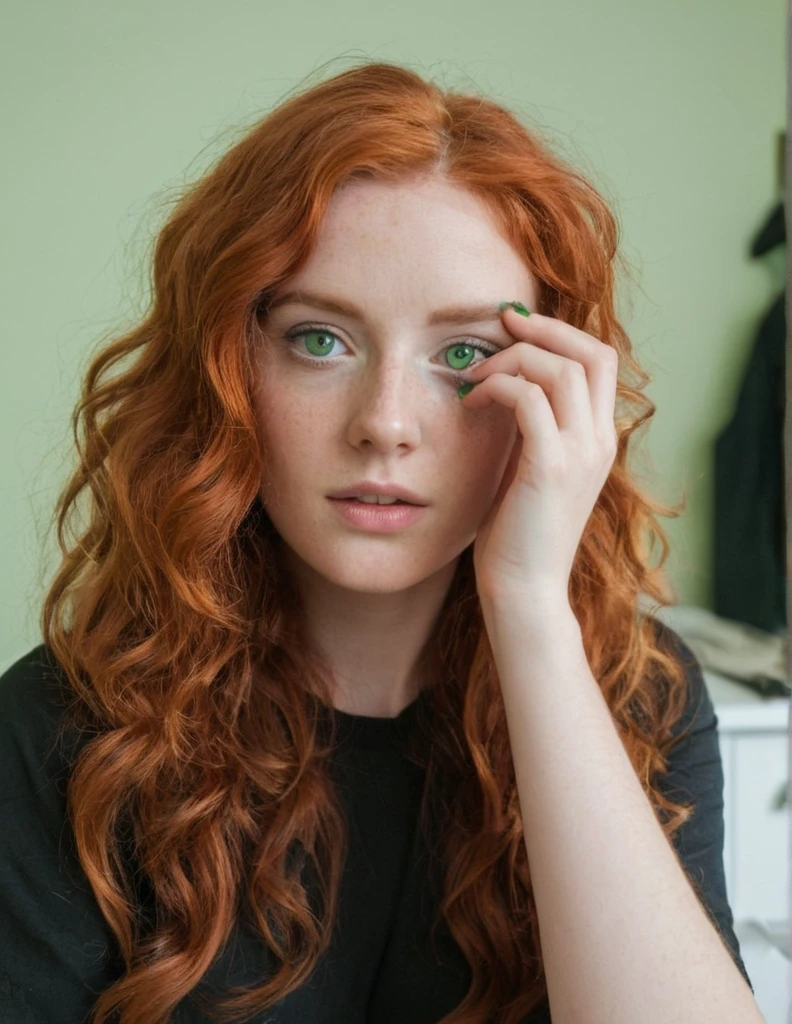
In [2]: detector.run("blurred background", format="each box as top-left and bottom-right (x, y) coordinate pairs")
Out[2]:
(0, 0), (787, 1019)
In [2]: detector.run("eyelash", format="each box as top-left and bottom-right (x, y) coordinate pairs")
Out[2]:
(282, 324), (499, 375)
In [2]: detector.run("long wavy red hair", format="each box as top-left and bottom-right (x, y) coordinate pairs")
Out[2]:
(40, 59), (695, 1024)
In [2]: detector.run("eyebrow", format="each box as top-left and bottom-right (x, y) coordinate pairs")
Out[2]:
(264, 289), (505, 327)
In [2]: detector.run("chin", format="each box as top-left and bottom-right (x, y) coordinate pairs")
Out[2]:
(319, 561), (430, 595)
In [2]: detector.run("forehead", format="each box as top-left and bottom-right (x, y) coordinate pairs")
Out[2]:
(322, 175), (511, 251)
(281, 176), (537, 307)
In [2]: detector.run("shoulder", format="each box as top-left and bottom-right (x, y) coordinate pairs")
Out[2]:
(0, 644), (76, 742)
(645, 619), (755, 992)
(0, 644), (87, 809)
(0, 649), (126, 1012)
(647, 616), (714, 741)
(0, 643), (73, 717)
(645, 617), (725, 831)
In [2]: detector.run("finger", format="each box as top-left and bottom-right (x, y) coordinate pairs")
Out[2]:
(464, 345), (595, 439)
(495, 309), (619, 438)
(489, 429), (522, 511)
(461, 373), (566, 465)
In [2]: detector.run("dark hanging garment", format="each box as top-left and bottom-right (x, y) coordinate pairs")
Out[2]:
(713, 200), (786, 633)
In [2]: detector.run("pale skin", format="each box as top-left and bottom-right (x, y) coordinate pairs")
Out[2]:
(253, 173), (532, 717)
(253, 174), (764, 1021)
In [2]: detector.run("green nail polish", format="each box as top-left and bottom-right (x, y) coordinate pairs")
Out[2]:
(457, 382), (475, 399)
(499, 300), (532, 316)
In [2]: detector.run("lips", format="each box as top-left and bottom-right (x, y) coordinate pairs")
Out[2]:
(333, 497), (412, 505)
(327, 495), (428, 531)
(327, 481), (427, 505)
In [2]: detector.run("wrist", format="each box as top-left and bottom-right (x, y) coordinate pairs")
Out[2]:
(479, 590), (580, 644)
(479, 586), (574, 622)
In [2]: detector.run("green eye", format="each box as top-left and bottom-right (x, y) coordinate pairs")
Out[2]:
(283, 326), (497, 368)
(445, 344), (477, 371)
(302, 329), (337, 357)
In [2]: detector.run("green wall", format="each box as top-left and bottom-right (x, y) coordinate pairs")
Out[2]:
(0, 0), (785, 665)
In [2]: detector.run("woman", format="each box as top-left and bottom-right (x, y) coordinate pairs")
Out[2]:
(0, 61), (760, 1024)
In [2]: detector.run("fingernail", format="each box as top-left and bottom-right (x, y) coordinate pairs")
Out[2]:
(499, 300), (532, 317)
(457, 382), (476, 399)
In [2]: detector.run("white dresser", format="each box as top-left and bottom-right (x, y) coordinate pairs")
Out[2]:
(706, 669), (789, 1023)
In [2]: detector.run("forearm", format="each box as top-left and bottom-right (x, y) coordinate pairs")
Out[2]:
(481, 599), (763, 1024)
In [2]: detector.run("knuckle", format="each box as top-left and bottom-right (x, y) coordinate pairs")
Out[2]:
(561, 361), (587, 383)
(602, 345), (619, 366)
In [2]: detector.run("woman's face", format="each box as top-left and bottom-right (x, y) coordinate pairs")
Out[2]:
(253, 174), (538, 596)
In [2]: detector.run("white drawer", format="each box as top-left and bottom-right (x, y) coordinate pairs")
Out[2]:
(734, 921), (790, 1024)
(722, 732), (788, 922)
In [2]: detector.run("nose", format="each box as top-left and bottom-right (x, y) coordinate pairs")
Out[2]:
(345, 360), (424, 452)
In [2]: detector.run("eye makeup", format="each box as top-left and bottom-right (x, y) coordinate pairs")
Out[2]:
(280, 323), (500, 377)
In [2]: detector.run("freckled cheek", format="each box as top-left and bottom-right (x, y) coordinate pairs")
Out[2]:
(257, 430), (325, 521)
(263, 405), (316, 459)
(458, 402), (515, 446)
(253, 395), (315, 480)
(455, 416), (516, 503)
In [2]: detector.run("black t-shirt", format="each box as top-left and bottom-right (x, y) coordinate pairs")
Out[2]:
(0, 627), (752, 1023)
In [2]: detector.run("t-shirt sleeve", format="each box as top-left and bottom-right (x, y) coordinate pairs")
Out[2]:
(0, 646), (124, 1023)
(652, 621), (754, 995)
